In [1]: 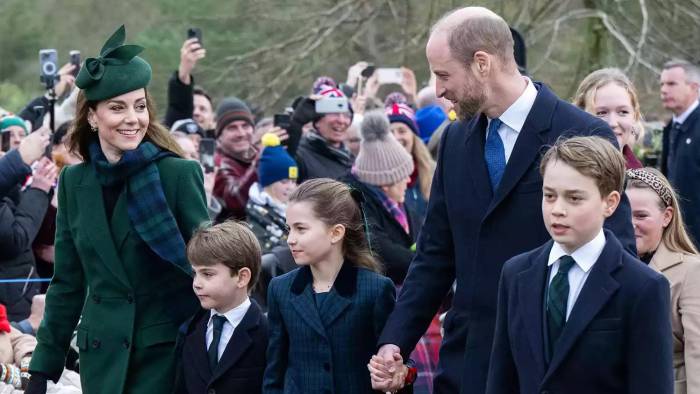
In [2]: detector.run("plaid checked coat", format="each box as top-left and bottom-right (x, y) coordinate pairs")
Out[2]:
(263, 263), (396, 394)
(30, 157), (209, 394)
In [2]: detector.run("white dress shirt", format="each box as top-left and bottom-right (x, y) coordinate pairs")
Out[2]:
(206, 297), (251, 361)
(673, 99), (699, 125)
(486, 77), (538, 162)
(547, 230), (606, 320)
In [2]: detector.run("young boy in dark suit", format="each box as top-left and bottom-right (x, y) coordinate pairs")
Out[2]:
(486, 136), (673, 394)
(176, 221), (267, 394)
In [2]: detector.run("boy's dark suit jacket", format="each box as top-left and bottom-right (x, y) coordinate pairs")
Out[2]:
(177, 299), (268, 394)
(378, 82), (636, 394)
(486, 230), (673, 394)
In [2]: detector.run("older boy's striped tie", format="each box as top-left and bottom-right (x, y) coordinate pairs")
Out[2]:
(547, 255), (576, 356)
(208, 315), (227, 371)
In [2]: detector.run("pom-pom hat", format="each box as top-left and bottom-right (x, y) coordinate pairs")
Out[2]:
(75, 25), (152, 102)
(258, 133), (298, 188)
(352, 110), (414, 186)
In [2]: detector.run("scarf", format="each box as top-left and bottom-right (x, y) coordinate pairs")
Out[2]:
(306, 130), (354, 167)
(89, 141), (191, 275)
(366, 183), (410, 235)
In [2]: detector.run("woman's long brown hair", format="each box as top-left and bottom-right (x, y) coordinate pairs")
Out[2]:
(69, 89), (184, 161)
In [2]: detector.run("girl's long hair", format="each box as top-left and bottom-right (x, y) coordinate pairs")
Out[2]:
(288, 178), (382, 273)
(411, 134), (436, 199)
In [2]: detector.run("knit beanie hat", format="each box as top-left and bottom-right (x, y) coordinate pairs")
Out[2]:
(258, 133), (298, 188)
(312, 76), (337, 94)
(75, 25), (152, 102)
(384, 92), (419, 135)
(0, 115), (29, 135)
(313, 85), (353, 123)
(215, 97), (255, 137)
(353, 110), (414, 186)
(416, 105), (448, 143)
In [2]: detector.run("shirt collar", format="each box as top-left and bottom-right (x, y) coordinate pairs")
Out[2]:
(547, 229), (606, 273)
(496, 77), (538, 133)
(209, 297), (251, 327)
(673, 99), (699, 124)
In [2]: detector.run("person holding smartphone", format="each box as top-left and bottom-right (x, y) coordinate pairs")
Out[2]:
(291, 81), (354, 183)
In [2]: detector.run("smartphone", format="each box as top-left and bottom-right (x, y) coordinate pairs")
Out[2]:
(39, 49), (58, 86)
(377, 68), (403, 85)
(1, 132), (10, 152)
(273, 113), (291, 130)
(315, 97), (349, 114)
(187, 27), (203, 46)
(69, 50), (81, 77)
(199, 138), (215, 173)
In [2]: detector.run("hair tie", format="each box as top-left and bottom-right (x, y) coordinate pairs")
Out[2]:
(626, 168), (673, 206)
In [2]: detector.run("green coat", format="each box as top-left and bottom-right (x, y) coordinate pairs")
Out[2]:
(30, 157), (209, 394)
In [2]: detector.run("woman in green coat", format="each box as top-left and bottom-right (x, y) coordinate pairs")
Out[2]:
(26, 26), (209, 394)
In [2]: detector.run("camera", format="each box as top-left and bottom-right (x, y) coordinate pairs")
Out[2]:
(69, 50), (81, 77)
(39, 49), (59, 89)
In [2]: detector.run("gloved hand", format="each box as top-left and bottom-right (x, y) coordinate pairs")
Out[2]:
(23, 372), (48, 394)
(291, 96), (319, 126)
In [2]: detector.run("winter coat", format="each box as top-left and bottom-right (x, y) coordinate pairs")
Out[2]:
(0, 327), (35, 365)
(213, 149), (258, 222)
(0, 150), (31, 200)
(245, 183), (288, 253)
(163, 71), (193, 128)
(295, 132), (353, 183)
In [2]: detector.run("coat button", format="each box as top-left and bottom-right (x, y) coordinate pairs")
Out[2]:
(323, 362), (330, 371)
(127, 295), (134, 304)
(91, 339), (101, 349)
(123, 339), (130, 349)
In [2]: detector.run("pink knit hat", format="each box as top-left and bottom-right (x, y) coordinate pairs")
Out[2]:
(352, 110), (414, 186)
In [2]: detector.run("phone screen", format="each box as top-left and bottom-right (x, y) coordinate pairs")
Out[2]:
(199, 138), (215, 173)
(187, 28), (203, 46)
(273, 114), (291, 130)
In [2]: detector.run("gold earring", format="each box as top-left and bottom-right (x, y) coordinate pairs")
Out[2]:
(90, 125), (97, 133)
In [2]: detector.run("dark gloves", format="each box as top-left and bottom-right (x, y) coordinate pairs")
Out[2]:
(24, 372), (48, 394)
(291, 96), (319, 126)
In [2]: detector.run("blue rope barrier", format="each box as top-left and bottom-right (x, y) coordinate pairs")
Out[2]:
(0, 278), (52, 284)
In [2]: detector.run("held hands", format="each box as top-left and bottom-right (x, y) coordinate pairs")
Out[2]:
(368, 344), (407, 393)
(178, 38), (206, 85)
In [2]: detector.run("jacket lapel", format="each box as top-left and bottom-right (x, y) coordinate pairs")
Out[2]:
(542, 231), (622, 383)
(516, 242), (551, 373)
(186, 312), (212, 383)
(290, 267), (328, 339)
(110, 188), (132, 252)
(463, 115), (494, 204)
(212, 301), (263, 381)
(77, 171), (131, 289)
(319, 263), (357, 327)
(485, 84), (553, 218)
(649, 243), (683, 272)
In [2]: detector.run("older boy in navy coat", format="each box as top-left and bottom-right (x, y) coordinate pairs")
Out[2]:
(175, 221), (268, 394)
(485, 137), (673, 394)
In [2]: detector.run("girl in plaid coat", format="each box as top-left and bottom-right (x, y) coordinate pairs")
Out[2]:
(263, 179), (413, 394)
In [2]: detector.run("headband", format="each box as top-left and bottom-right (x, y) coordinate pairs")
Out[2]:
(626, 168), (673, 206)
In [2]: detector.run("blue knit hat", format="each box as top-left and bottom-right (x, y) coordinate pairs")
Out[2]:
(258, 133), (298, 188)
(416, 105), (448, 143)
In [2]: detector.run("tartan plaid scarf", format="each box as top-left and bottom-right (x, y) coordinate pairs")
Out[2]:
(89, 141), (191, 275)
(366, 184), (410, 235)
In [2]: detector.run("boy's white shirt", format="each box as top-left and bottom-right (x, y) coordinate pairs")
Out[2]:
(206, 297), (251, 361)
(547, 229), (606, 320)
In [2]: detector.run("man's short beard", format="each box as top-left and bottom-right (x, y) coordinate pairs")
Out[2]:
(455, 83), (485, 120)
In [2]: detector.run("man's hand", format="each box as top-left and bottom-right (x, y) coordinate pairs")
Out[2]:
(346, 61), (369, 88)
(368, 344), (406, 392)
(400, 67), (417, 104)
(351, 94), (367, 116)
(18, 127), (50, 165)
(178, 38), (206, 85)
(31, 158), (58, 193)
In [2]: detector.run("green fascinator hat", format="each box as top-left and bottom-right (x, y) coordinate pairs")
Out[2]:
(75, 25), (152, 101)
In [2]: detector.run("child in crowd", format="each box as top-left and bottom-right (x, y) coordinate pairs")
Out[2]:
(486, 136), (673, 394)
(0, 304), (35, 390)
(176, 221), (268, 394)
(263, 178), (414, 394)
(246, 133), (298, 253)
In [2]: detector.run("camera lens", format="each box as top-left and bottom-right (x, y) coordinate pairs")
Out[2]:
(42, 62), (57, 76)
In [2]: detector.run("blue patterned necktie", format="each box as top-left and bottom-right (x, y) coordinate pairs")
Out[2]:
(547, 255), (576, 356)
(208, 315), (227, 371)
(484, 118), (506, 190)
